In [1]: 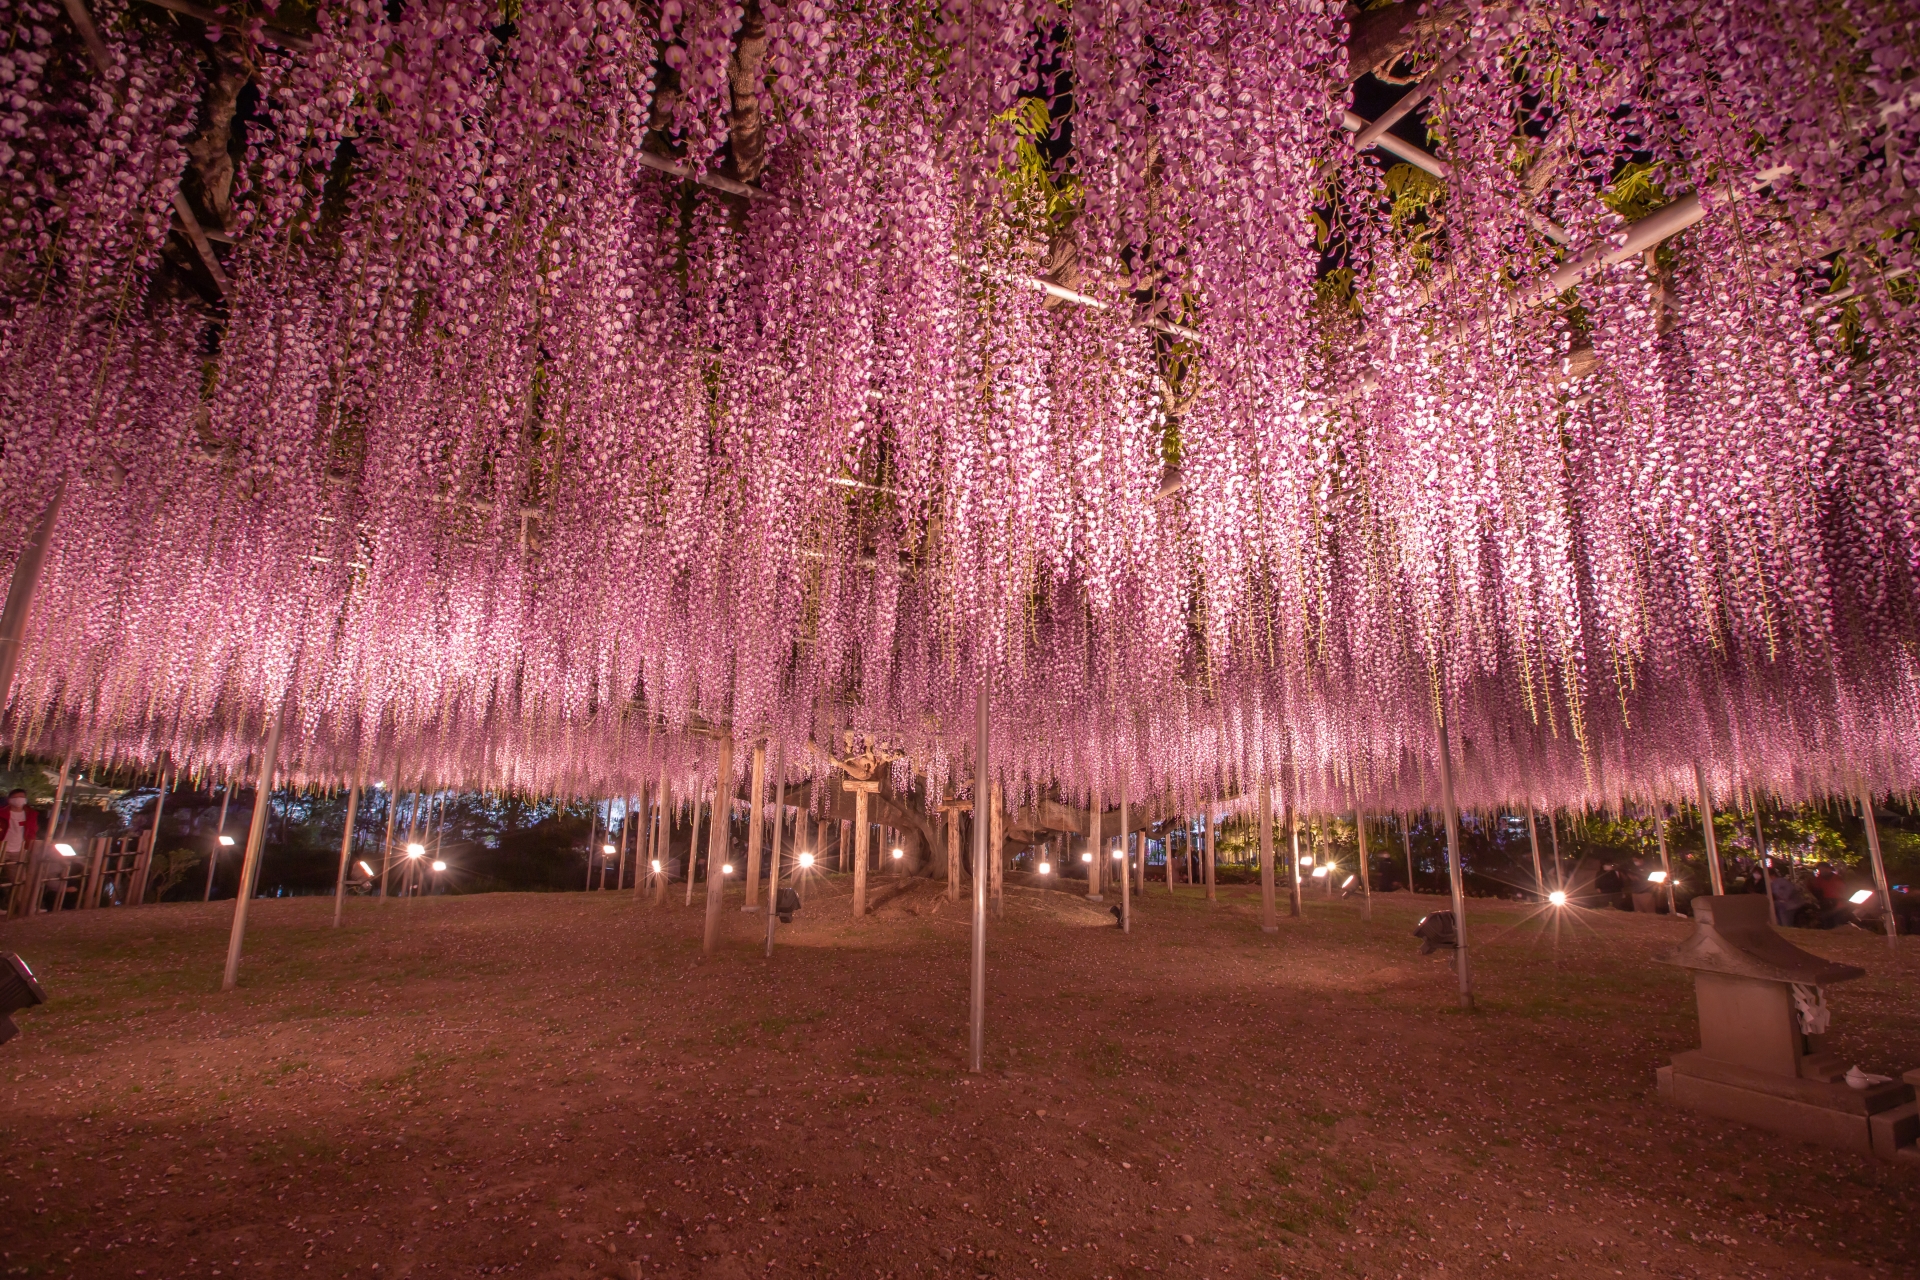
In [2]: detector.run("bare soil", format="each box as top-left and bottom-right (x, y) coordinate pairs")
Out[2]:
(1, 877), (1916, 1280)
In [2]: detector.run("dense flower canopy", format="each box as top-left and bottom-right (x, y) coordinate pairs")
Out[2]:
(1, 0), (1917, 821)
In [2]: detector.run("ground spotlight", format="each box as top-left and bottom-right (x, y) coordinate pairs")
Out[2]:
(1038, 861), (1051, 875)
(650, 859), (662, 873)
(891, 847), (903, 861)
(1850, 888), (1874, 905)
(722, 863), (735, 875)
(1342, 875), (1355, 888)
(1081, 851), (1092, 863)
(1647, 870), (1668, 884)
(1310, 865), (1329, 879)
(1548, 890), (1568, 906)
(54, 843), (75, 858)
(217, 835), (236, 847)
(431, 859), (446, 872)
(357, 860), (374, 876)
(602, 843), (616, 856)
(798, 852), (815, 869)
(406, 842), (426, 858)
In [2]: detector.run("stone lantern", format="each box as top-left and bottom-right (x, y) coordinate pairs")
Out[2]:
(1657, 895), (1918, 1160)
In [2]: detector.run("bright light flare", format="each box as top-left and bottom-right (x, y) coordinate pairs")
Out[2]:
(431, 860), (447, 872)
(1299, 855), (1313, 867)
(650, 859), (662, 873)
(602, 843), (616, 855)
(217, 834), (236, 846)
(1548, 890), (1568, 906)
(891, 847), (903, 860)
(54, 842), (75, 857)
(406, 842), (425, 858)
(1310, 865), (1330, 879)
(722, 863), (735, 875)
(1647, 870), (1668, 884)
(1081, 851), (1093, 863)
(798, 852), (815, 869)
(1037, 861), (1051, 875)
(357, 860), (374, 876)
(1850, 889), (1874, 905)
(1342, 875), (1356, 888)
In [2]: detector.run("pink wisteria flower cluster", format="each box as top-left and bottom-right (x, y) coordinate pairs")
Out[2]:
(0, 0), (1915, 821)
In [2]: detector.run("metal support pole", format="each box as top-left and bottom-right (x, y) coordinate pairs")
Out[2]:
(764, 740), (787, 957)
(377, 769), (400, 900)
(1287, 803), (1304, 918)
(1858, 783), (1899, 947)
(969, 677), (989, 1074)
(1118, 772), (1131, 933)
(222, 715), (283, 991)
(204, 781), (230, 901)
(332, 773), (360, 927)
(1526, 806), (1546, 899)
(1257, 777), (1277, 932)
(686, 789), (703, 907)
(1085, 780), (1102, 900)
(1655, 802), (1676, 916)
(1355, 803), (1373, 922)
(1434, 696), (1473, 1009)
(851, 784), (871, 918)
(702, 734), (734, 954)
(1694, 762), (1725, 896)
(744, 742), (766, 910)
(1204, 804), (1216, 902)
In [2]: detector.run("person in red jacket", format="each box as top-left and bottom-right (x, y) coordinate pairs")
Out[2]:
(0, 789), (39, 865)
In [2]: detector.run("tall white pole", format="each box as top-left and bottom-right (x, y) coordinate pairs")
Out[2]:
(332, 772), (361, 928)
(969, 677), (990, 1073)
(744, 742), (766, 910)
(1434, 696), (1473, 1009)
(223, 715), (283, 991)
(1694, 762), (1725, 896)
(1858, 783), (1899, 948)
(1526, 806), (1545, 899)
(1118, 771), (1131, 933)
(1257, 777), (1277, 932)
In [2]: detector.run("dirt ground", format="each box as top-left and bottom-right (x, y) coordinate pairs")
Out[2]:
(0, 875), (1915, 1280)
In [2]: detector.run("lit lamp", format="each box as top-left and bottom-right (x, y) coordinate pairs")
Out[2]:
(1111, 848), (1123, 860)
(53, 843), (75, 858)
(798, 852), (815, 869)
(891, 847), (903, 861)
(1081, 851), (1092, 863)
(650, 859), (662, 873)
(217, 835), (236, 847)
(722, 863), (735, 875)
(1648, 870), (1669, 884)
(1037, 861), (1051, 875)
(1548, 890), (1569, 906)
(1299, 855), (1313, 867)
(406, 843), (426, 858)
(1310, 865), (1330, 879)
(431, 860), (447, 872)
(357, 860), (375, 878)
(602, 843), (616, 857)
(1850, 889), (1874, 905)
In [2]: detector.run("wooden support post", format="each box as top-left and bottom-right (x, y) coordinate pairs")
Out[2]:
(1694, 761), (1725, 896)
(1355, 804), (1373, 922)
(686, 791), (704, 907)
(1205, 805), (1217, 902)
(702, 733), (735, 955)
(1526, 806), (1545, 899)
(332, 773), (360, 928)
(377, 772), (400, 901)
(1547, 809), (1561, 890)
(744, 742), (766, 910)
(1858, 783), (1899, 947)
(1166, 815), (1176, 894)
(616, 795), (630, 892)
(1257, 778), (1277, 932)
(969, 677), (989, 1073)
(1118, 773), (1132, 933)
(989, 781), (1005, 918)
(1749, 789), (1776, 913)
(1434, 697), (1473, 1009)
(222, 716), (283, 991)
(1086, 781), (1103, 901)
(847, 778), (878, 918)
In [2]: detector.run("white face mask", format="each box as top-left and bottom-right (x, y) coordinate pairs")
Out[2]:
(7, 797), (22, 809)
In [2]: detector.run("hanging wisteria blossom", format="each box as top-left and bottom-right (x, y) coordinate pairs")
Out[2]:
(0, 0), (1915, 821)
